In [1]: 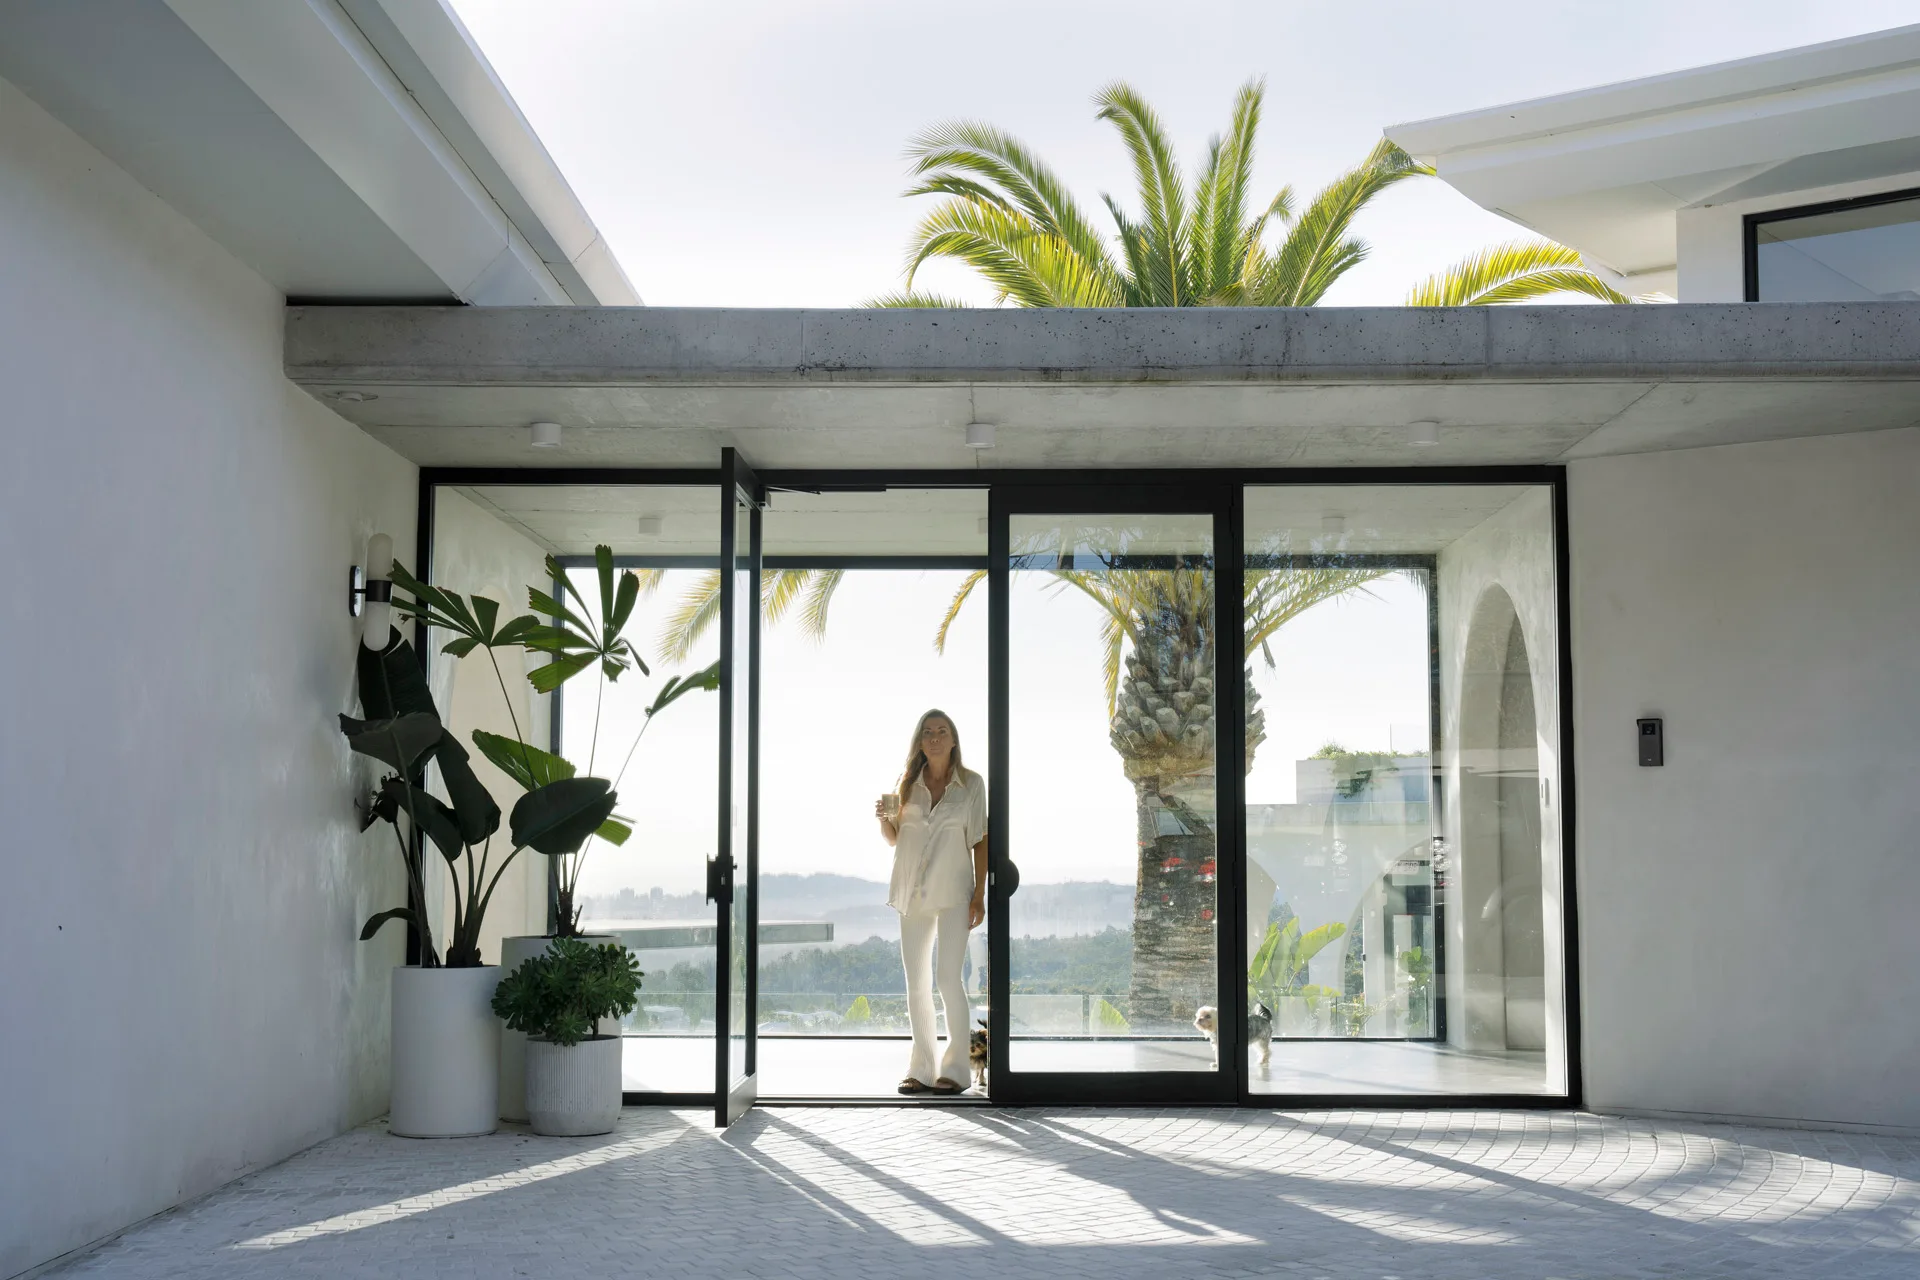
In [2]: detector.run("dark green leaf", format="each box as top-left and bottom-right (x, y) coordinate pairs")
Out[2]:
(511, 778), (618, 855)
(526, 589), (595, 640)
(360, 907), (417, 942)
(527, 652), (595, 693)
(471, 729), (576, 791)
(610, 566), (639, 638)
(441, 637), (480, 658)
(339, 712), (442, 771)
(595, 545), (615, 631)
(471, 595), (500, 641)
(433, 733), (500, 846)
(355, 632), (435, 720)
(648, 661), (720, 716)
(492, 615), (541, 647)
(382, 774), (464, 861)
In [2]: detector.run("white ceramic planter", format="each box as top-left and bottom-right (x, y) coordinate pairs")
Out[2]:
(525, 1037), (623, 1136)
(498, 934), (618, 1122)
(390, 965), (500, 1138)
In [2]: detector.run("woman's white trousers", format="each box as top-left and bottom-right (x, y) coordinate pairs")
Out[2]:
(898, 905), (972, 1086)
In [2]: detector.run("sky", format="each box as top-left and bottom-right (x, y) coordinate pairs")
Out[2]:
(447, 0), (1917, 307)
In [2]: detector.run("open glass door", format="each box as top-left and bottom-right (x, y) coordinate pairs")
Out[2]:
(988, 483), (1243, 1105)
(712, 449), (763, 1125)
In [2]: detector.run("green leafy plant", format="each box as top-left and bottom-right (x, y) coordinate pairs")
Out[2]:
(344, 632), (616, 967)
(844, 994), (873, 1024)
(1399, 946), (1434, 1030)
(385, 547), (716, 937)
(1248, 917), (1348, 1011)
(1092, 998), (1130, 1034)
(492, 938), (644, 1047)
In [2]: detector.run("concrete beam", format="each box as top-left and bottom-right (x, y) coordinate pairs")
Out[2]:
(286, 303), (1920, 386)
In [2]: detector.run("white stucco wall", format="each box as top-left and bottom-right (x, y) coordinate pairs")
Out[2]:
(1569, 428), (1920, 1131)
(0, 75), (417, 1277)
(428, 488), (556, 955)
(1436, 488), (1567, 1089)
(1676, 170), (1920, 301)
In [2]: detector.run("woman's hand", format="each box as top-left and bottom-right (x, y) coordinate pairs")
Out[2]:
(874, 797), (898, 846)
(968, 890), (986, 930)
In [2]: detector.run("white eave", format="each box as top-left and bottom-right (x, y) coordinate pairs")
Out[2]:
(0, 0), (637, 305)
(1385, 24), (1920, 283)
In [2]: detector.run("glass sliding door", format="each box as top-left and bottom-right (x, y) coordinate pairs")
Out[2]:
(1242, 484), (1567, 1098)
(993, 488), (1239, 1103)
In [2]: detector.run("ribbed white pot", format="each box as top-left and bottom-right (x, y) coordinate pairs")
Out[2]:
(525, 1037), (623, 1136)
(498, 934), (617, 1122)
(390, 965), (500, 1139)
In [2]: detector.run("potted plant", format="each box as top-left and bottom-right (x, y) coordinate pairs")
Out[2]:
(492, 938), (643, 1136)
(388, 548), (714, 1122)
(344, 600), (621, 1138)
(1248, 915), (1346, 1038)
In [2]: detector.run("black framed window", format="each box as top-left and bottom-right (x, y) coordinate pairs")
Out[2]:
(1745, 187), (1920, 302)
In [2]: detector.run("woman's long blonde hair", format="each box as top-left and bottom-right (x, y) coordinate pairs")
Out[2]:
(898, 709), (965, 806)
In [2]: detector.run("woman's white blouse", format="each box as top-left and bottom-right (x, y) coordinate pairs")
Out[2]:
(887, 768), (988, 915)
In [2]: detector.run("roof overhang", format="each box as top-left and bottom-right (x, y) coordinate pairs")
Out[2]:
(1386, 24), (1920, 286)
(0, 0), (636, 304)
(285, 304), (1920, 469)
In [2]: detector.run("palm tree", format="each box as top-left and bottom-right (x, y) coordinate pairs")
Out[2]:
(870, 78), (1628, 310)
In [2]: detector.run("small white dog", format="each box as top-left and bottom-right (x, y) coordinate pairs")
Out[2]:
(1194, 1003), (1272, 1070)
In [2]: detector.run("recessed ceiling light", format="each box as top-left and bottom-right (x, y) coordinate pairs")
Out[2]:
(965, 421), (996, 449)
(636, 515), (663, 537)
(1409, 419), (1440, 447)
(1321, 514), (1347, 535)
(530, 421), (563, 449)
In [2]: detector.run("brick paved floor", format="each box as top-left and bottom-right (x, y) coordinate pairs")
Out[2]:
(47, 1108), (1920, 1279)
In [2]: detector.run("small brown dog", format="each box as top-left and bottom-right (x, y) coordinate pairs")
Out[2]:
(1194, 1003), (1272, 1070)
(968, 1018), (989, 1091)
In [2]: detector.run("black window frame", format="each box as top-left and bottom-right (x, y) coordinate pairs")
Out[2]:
(1743, 184), (1920, 302)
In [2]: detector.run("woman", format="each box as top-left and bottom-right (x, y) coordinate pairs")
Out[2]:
(874, 709), (987, 1095)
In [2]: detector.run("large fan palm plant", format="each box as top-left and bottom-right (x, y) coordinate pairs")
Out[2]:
(870, 78), (1627, 310)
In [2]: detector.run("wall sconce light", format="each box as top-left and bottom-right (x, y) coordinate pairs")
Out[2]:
(353, 533), (395, 643)
(530, 421), (563, 449)
(1408, 419), (1440, 447)
(965, 421), (996, 449)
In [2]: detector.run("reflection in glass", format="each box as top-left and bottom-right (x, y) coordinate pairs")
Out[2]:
(1007, 514), (1217, 1072)
(1243, 485), (1564, 1096)
(1753, 193), (1920, 302)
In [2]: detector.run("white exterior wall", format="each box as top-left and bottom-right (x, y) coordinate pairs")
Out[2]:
(0, 75), (416, 1278)
(1568, 428), (1920, 1131)
(1676, 169), (1920, 301)
(1436, 489), (1567, 1086)
(428, 488), (556, 954)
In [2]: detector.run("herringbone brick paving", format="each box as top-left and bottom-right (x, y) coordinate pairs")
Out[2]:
(47, 1108), (1920, 1278)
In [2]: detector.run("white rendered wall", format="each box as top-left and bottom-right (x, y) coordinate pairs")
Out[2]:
(1676, 169), (1920, 301)
(0, 76), (417, 1277)
(1436, 489), (1567, 1089)
(428, 488), (557, 955)
(1569, 428), (1920, 1131)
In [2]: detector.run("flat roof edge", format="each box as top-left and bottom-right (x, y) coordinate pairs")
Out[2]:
(285, 304), (1920, 385)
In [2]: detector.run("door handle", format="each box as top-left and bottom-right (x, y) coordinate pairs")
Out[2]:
(706, 855), (732, 906)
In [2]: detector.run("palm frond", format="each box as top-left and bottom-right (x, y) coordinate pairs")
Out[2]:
(1094, 82), (1190, 307)
(1255, 138), (1429, 306)
(1194, 79), (1264, 301)
(863, 290), (974, 308)
(904, 197), (1120, 307)
(906, 119), (1120, 287)
(933, 570), (987, 653)
(1406, 239), (1632, 306)
(797, 569), (844, 639)
(658, 570), (721, 663)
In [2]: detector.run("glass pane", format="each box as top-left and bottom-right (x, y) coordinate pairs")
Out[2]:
(727, 496), (753, 1090)
(1754, 194), (1920, 302)
(1243, 485), (1564, 1096)
(1007, 513), (1217, 1073)
(432, 483), (721, 1096)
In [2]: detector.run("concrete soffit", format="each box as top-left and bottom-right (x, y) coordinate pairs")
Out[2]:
(162, 0), (636, 306)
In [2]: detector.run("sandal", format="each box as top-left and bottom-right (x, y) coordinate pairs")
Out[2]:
(897, 1077), (930, 1095)
(927, 1077), (966, 1095)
